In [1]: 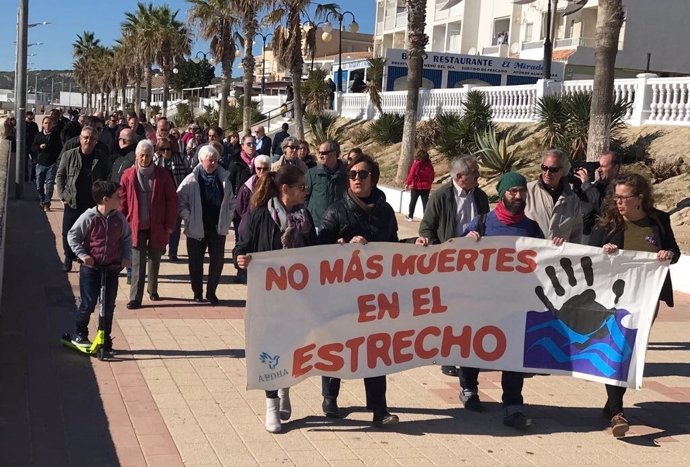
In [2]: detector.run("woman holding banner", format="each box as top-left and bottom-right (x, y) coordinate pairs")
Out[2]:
(317, 153), (400, 427)
(590, 173), (679, 438)
(234, 165), (317, 433)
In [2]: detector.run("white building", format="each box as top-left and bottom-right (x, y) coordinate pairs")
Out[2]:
(375, 0), (690, 79)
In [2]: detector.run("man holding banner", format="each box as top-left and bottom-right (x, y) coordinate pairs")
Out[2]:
(459, 172), (552, 429)
(418, 155), (489, 378)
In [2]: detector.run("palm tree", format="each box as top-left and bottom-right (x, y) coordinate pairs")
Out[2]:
(187, 0), (242, 129)
(150, 5), (190, 117)
(365, 57), (386, 115)
(112, 41), (130, 111)
(72, 31), (101, 114)
(396, 1), (428, 183)
(233, 0), (264, 135)
(586, 0), (625, 161)
(122, 2), (158, 119)
(268, 2), (335, 139)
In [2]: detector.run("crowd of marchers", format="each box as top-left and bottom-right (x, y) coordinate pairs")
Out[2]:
(11, 108), (680, 438)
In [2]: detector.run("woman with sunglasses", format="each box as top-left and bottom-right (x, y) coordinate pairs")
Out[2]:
(155, 137), (191, 261)
(297, 140), (317, 169)
(234, 165), (316, 433)
(317, 153), (400, 428)
(589, 173), (679, 437)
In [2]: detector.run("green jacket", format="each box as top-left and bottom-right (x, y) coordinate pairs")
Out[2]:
(419, 181), (490, 244)
(56, 147), (110, 209)
(305, 160), (348, 227)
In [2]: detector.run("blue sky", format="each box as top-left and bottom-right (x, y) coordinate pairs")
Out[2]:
(0, 0), (375, 72)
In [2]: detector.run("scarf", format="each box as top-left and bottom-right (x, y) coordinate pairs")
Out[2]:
(199, 169), (223, 206)
(240, 150), (253, 168)
(267, 197), (312, 249)
(494, 200), (525, 225)
(136, 163), (155, 193)
(347, 189), (375, 216)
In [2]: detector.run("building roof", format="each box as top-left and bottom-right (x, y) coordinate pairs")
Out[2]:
(553, 49), (577, 61)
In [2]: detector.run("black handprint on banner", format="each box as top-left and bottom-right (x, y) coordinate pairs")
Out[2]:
(535, 256), (626, 344)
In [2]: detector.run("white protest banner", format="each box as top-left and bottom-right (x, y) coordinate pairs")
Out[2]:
(245, 237), (669, 391)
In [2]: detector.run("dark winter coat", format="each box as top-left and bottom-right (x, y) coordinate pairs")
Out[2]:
(318, 190), (398, 245)
(234, 205), (317, 257)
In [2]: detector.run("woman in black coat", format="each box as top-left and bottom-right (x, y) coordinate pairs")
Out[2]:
(234, 165), (316, 433)
(317, 153), (400, 427)
(589, 173), (680, 438)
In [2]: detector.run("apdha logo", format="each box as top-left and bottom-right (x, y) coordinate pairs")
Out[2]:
(259, 352), (280, 370)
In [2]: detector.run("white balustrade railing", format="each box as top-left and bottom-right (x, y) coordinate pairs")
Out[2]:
(647, 77), (690, 124)
(330, 74), (690, 128)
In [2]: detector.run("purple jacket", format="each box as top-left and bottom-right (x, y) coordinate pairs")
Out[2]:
(233, 174), (258, 238)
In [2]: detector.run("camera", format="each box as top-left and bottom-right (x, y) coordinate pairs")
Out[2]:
(568, 161), (600, 187)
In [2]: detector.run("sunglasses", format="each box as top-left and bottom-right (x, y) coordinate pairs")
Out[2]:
(287, 145), (299, 149)
(541, 164), (561, 174)
(319, 150), (333, 156)
(160, 147), (172, 152)
(255, 166), (269, 172)
(349, 170), (371, 180)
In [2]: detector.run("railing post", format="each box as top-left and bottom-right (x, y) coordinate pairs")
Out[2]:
(535, 79), (560, 101)
(365, 94), (375, 120)
(630, 73), (658, 126)
(335, 91), (343, 116)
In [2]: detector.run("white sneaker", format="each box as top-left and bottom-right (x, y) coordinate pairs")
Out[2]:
(265, 398), (281, 433)
(404, 216), (413, 222)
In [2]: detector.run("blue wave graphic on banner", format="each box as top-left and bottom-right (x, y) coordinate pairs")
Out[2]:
(523, 309), (637, 381)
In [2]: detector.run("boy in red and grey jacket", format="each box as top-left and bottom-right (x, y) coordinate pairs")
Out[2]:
(68, 181), (132, 350)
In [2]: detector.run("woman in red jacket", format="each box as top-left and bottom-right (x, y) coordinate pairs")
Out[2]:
(404, 150), (435, 221)
(119, 140), (179, 309)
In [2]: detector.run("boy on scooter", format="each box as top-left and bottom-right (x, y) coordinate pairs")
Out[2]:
(68, 181), (132, 350)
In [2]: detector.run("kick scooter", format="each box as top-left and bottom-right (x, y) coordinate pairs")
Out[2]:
(60, 266), (113, 361)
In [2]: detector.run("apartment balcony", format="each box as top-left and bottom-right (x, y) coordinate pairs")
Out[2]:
(481, 44), (510, 58)
(381, 11), (407, 32)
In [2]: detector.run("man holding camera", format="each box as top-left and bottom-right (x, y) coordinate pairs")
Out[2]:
(574, 151), (621, 241)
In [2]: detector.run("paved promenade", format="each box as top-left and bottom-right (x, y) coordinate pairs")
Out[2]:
(1, 188), (690, 467)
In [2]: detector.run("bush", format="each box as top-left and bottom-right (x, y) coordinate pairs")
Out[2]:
(369, 113), (403, 144)
(415, 120), (440, 150)
(173, 102), (193, 128)
(150, 105), (161, 116)
(473, 129), (521, 177)
(462, 90), (493, 134)
(436, 91), (494, 161)
(536, 91), (631, 162)
(348, 125), (370, 145)
(305, 112), (342, 146)
(650, 159), (683, 184)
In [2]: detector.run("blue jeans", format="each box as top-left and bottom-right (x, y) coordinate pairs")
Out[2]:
(35, 163), (57, 205)
(75, 266), (119, 339)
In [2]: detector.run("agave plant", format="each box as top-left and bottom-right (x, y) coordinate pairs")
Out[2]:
(473, 129), (521, 177)
(302, 68), (331, 114)
(305, 111), (341, 146)
(369, 113), (404, 144)
(436, 117), (473, 160)
(536, 94), (567, 150)
(462, 90), (493, 133)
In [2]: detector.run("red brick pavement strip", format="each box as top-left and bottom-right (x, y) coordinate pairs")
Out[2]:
(116, 303), (245, 320)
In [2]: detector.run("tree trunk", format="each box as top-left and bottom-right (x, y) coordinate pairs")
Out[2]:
(219, 50), (233, 130)
(586, 0), (625, 162)
(144, 67), (153, 120)
(396, 1), (428, 183)
(121, 78), (127, 111)
(242, 14), (258, 135)
(135, 72), (142, 114)
(291, 66), (304, 139)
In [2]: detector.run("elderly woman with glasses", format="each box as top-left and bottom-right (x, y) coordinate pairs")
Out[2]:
(589, 173), (679, 437)
(234, 165), (316, 433)
(316, 153), (400, 428)
(154, 137), (191, 261)
(271, 136), (307, 173)
(119, 140), (179, 309)
(297, 140), (317, 169)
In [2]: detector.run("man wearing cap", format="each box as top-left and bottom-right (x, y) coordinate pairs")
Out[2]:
(458, 172), (548, 429)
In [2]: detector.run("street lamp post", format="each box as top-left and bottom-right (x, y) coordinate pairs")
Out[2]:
(256, 32), (272, 95)
(323, 10), (359, 93)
